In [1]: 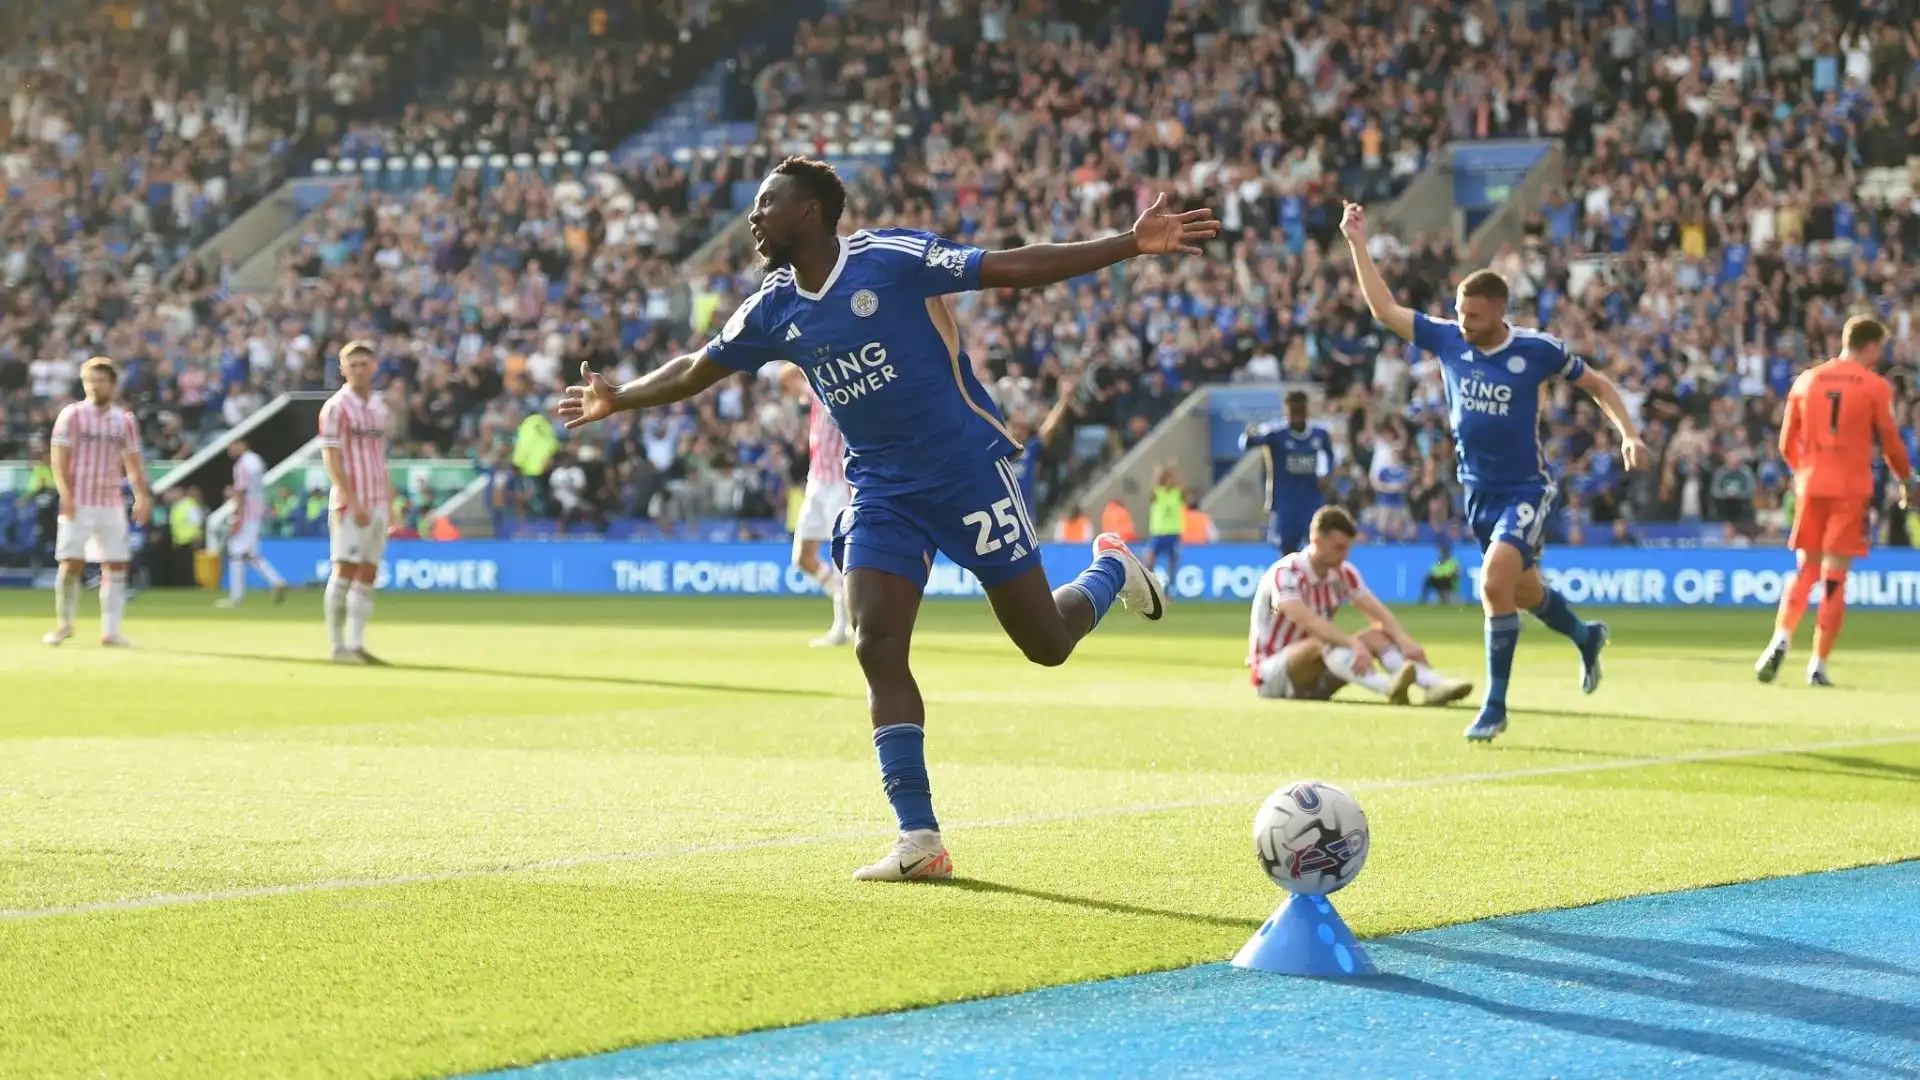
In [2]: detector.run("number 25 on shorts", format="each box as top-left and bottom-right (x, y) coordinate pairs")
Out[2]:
(963, 499), (1021, 556)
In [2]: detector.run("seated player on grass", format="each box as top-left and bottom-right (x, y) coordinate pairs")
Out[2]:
(1247, 506), (1474, 706)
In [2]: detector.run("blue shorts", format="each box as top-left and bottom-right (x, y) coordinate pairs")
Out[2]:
(1465, 483), (1556, 570)
(830, 457), (1041, 591)
(1268, 512), (1312, 554)
(1149, 534), (1180, 560)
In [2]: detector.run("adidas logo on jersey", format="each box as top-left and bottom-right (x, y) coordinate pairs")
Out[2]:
(784, 324), (803, 342)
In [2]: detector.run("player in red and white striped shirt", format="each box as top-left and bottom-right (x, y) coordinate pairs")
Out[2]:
(782, 364), (851, 646)
(318, 341), (393, 664)
(215, 438), (288, 608)
(1249, 506), (1472, 705)
(45, 357), (152, 647)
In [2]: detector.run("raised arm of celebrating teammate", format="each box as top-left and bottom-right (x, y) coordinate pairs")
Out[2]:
(972, 193), (1220, 290)
(1340, 204), (1416, 343)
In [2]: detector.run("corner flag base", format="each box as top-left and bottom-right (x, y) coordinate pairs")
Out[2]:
(1231, 892), (1376, 977)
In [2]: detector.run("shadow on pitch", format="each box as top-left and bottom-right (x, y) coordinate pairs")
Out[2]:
(1792, 752), (1920, 783)
(155, 648), (857, 700)
(1511, 707), (1763, 731)
(937, 878), (1262, 932)
(1351, 973), (1888, 1077)
(1367, 923), (1920, 1060)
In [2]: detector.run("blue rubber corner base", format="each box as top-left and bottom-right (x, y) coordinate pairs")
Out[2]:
(1232, 892), (1377, 977)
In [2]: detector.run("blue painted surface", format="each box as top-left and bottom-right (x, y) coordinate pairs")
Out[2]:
(486, 862), (1920, 1079)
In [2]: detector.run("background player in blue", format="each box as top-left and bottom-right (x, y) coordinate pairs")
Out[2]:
(1340, 202), (1650, 743)
(1240, 389), (1332, 553)
(556, 156), (1219, 879)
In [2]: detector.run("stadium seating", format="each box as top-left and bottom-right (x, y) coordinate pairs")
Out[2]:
(10, 0), (1919, 549)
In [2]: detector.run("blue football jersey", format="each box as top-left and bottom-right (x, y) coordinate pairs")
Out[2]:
(702, 228), (1018, 496)
(1241, 421), (1332, 514)
(1413, 313), (1587, 491)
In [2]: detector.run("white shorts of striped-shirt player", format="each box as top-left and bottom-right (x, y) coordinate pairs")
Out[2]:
(328, 507), (389, 567)
(228, 520), (263, 558)
(55, 507), (131, 564)
(1253, 650), (1339, 700)
(793, 478), (852, 549)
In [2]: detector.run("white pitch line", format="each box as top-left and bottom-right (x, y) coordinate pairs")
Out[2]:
(4, 732), (1918, 923)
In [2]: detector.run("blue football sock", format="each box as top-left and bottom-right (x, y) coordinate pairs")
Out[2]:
(873, 723), (938, 833)
(1485, 612), (1521, 708)
(1530, 587), (1591, 647)
(1067, 553), (1127, 628)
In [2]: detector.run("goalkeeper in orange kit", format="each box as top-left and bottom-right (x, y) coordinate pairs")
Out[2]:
(1757, 316), (1913, 687)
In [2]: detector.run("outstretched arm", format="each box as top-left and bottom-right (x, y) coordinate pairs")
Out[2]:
(557, 354), (734, 429)
(978, 193), (1219, 290)
(1571, 366), (1651, 470)
(1338, 203), (1415, 342)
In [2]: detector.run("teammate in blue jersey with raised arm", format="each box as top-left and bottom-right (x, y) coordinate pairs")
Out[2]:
(1241, 388), (1333, 554)
(1339, 202), (1650, 743)
(557, 156), (1220, 878)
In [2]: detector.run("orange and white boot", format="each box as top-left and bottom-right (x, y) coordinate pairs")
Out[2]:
(852, 829), (953, 882)
(1092, 533), (1167, 621)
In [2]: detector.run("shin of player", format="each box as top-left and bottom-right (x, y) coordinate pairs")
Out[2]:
(319, 341), (393, 665)
(1247, 507), (1473, 706)
(1759, 316), (1912, 686)
(218, 438), (287, 608)
(45, 357), (152, 647)
(1342, 202), (1649, 741)
(555, 157), (1210, 881)
(783, 366), (850, 647)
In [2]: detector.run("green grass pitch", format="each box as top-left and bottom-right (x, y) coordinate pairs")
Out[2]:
(3, 590), (1919, 1079)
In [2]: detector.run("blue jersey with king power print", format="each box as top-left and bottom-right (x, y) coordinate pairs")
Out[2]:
(1241, 421), (1332, 519)
(703, 228), (1018, 496)
(1412, 313), (1587, 492)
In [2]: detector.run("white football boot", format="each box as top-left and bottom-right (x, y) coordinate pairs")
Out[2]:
(852, 829), (953, 882)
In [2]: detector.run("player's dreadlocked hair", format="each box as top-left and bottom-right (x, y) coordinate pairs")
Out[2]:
(772, 155), (847, 232)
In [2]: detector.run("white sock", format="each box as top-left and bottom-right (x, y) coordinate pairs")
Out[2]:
(54, 566), (79, 630)
(1809, 656), (1827, 676)
(325, 574), (349, 651)
(816, 564), (847, 634)
(1378, 645), (1449, 689)
(346, 583), (374, 651)
(1324, 645), (1392, 696)
(101, 570), (126, 638)
(251, 556), (285, 587)
(1768, 629), (1791, 654)
(228, 559), (248, 602)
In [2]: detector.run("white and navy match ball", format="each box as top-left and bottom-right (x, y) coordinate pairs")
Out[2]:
(1253, 780), (1369, 895)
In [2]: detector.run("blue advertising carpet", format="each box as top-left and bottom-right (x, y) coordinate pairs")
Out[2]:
(492, 862), (1920, 1080)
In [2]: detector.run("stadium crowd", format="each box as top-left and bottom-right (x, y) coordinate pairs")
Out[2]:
(7, 0), (1920, 548)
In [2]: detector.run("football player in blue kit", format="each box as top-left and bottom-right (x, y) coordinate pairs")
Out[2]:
(557, 156), (1220, 878)
(1339, 202), (1651, 743)
(1241, 389), (1332, 553)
